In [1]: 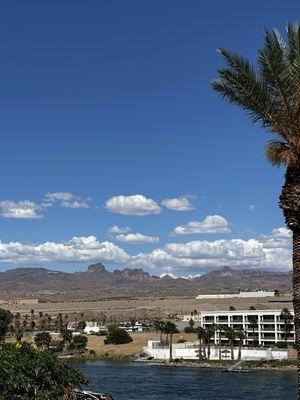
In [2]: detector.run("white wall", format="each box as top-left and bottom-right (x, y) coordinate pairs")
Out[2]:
(144, 342), (288, 361)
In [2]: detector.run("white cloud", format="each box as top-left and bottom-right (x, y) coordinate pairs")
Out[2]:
(249, 204), (256, 212)
(45, 192), (74, 202)
(0, 236), (130, 265)
(0, 227), (291, 276)
(105, 195), (161, 216)
(0, 201), (43, 219)
(45, 192), (92, 209)
(161, 196), (195, 211)
(129, 227), (292, 274)
(61, 200), (91, 209)
(108, 225), (132, 235)
(116, 233), (159, 244)
(172, 215), (231, 235)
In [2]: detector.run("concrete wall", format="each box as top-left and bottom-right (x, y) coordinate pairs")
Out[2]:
(144, 341), (288, 361)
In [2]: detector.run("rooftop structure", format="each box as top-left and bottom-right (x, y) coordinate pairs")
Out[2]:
(196, 291), (276, 300)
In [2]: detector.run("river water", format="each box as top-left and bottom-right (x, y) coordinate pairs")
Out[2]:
(73, 360), (297, 399)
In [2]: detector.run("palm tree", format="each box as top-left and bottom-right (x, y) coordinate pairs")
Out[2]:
(225, 327), (237, 361)
(205, 324), (216, 360)
(153, 320), (165, 343)
(248, 316), (258, 348)
(217, 325), (225, 360)
(236, 329), (246, 360)
(195, 326), (206, 361)
(280, 308), (293, 343)
(163, 321), (178, 362)
(212, 24), (300, 393)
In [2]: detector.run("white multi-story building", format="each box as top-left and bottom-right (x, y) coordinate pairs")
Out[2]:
(199, 309), (294, 346)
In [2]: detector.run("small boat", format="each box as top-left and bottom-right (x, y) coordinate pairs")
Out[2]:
(75, 389), (114, 399)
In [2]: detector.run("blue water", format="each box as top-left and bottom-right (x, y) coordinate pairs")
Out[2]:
(73, 360), (297, 399)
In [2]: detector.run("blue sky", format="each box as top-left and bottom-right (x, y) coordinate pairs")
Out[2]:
(0, 0), (296, 275)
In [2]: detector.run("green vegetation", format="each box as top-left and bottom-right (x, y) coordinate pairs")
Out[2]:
(280, 308), (293, 343)
(104, 326), (133, 345)
(0, 342), (87, 399)
(34, 331), (52, 349)
(0, 309), (13, 342)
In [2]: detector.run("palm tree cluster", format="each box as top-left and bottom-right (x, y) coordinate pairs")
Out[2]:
(213, 24), (300, 395)
(196, 324), (246, 361)
(153, 320), (179, 361)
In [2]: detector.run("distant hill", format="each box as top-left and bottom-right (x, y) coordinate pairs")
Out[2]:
(0, 263), (292, 295)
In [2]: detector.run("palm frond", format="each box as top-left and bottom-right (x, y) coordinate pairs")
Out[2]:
(265, 140), (298, 166)
(258, 29), (293, 112)
(287, 23), (300, 80)
(212, 48), (275, 127)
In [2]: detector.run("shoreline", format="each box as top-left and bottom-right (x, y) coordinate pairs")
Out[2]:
(66, 351), (297, 371)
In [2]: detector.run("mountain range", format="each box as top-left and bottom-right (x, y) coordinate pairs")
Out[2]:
(0, 263), (292, 295)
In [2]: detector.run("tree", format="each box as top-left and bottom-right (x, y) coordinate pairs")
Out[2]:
(78, 320), (86, 332)
(163, 322), (178, 362)
(0, 342), (87, 398)
(35, 331), (52, 349)
(195, 326), (206, 361)
(248, 316), (258, 348)
(104, 326), (133, 345)
(225, 327), (237, 361)
(236, 329), (246, 360)
(217, 325), (224, 361)
(212, 24), (300, 393)
(205, 324), (216, 360)
(62, 329), (73, 348)
(153, 320), (165, 343)
(70, 335), (88, 353)
(280, 308), (293, 343)
(0, 309), (13, 342)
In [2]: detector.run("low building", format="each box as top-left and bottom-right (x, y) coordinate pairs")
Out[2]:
(144, 339), (288, 361)
(15, 298), (39, 306)
(199, 309), (294, 346)
(83, 321), (107, 335)
(196, 290), (276, 300)
(119, 321), (144, 332)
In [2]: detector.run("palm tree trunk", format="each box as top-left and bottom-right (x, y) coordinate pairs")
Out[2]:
(198, 338), (202, 362)
(169, 333), (173, 362)
(292, 229), (300, 399)
(202, 338), (206, 359)
(284, 319), (288, 343)
(207, 341), (211, 360)
(238, 339), (242, 361)
(231, 341), (234, 361)
(219, 332), (222, 361)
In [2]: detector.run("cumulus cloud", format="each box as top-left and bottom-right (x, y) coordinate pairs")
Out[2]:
(0, 236), (130, 265)
(0, 201), (43, 219)
(116, 233), (159, 244)
(0, 227), (291, 276)
(172, 215), (231, 235)
(45, 192), (92, 209)
(161, 196), (195, 211)
(129, 227), (292, 274)
(105, 195), (161, 216)
(108, 225), (132, 235)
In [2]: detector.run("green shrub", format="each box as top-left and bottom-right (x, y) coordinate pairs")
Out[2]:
(34, 331), (52, 349)
(104, 326), (132, 345)
(0, 342), (87, 398)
